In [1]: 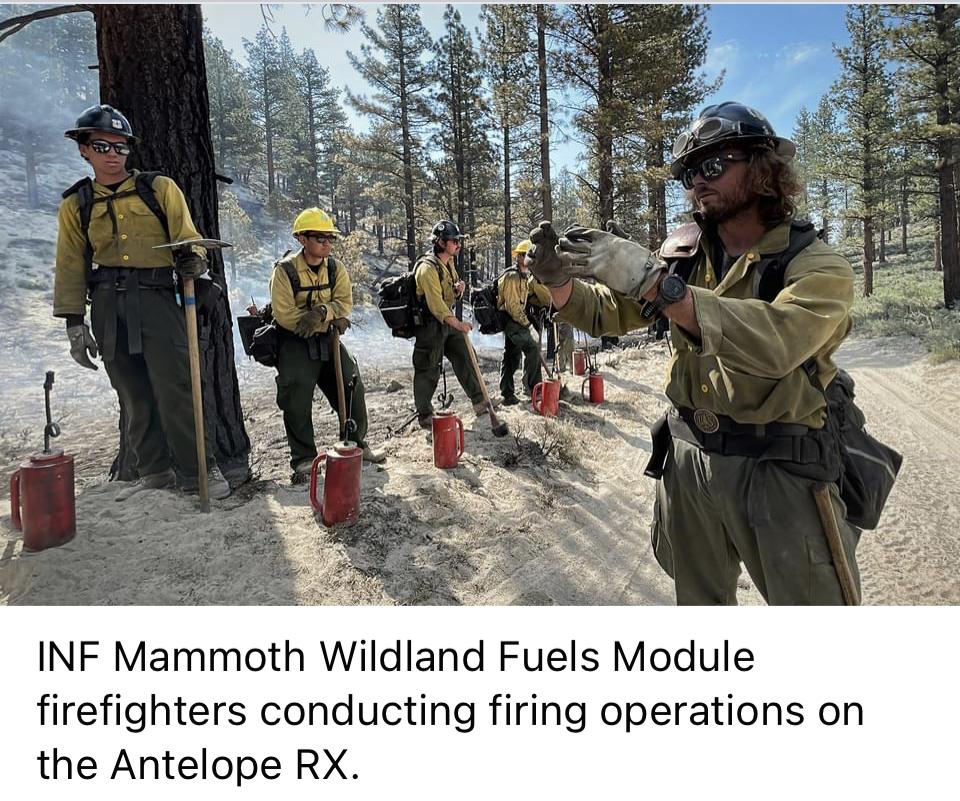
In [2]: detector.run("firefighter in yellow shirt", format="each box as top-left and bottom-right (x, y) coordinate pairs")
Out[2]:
(269, 208), (385, 484)
(497, 240), (552, 404)
(54, 104), (229, 501)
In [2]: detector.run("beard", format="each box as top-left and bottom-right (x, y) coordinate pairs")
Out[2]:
(694, 181), (755, 223)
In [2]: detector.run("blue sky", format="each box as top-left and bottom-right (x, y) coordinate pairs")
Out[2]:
(201, 2), (850, 171)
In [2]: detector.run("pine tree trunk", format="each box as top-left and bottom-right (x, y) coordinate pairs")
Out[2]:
(934, 6), (960, 306)
(24, 137), (38, 208)
(900, 176), (908, 255)
(396, 15), (417, 270)
(502, 114), (512, 268)
(536, 6), (553, 222)
(596, 11), (614, 227)
(862, 217), (875, 296)
(94, 4), (250, 484)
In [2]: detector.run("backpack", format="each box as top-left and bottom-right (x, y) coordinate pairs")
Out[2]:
(662, 219), (903, 530)
(238, 254), (339, 367)
(377, 256), (444, 339)
(471, 268), (519, 335)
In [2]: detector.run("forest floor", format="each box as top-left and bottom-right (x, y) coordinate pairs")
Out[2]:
(2, 330), (958, 607)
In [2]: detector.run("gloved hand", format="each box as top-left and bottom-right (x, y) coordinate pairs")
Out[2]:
(294, 305), (328, 337)
(175, 250), (207, 279)
(67, 324), (99, 370)
(331, 317), (351, 334)
(525, 221), (570, 287)
(557, 226), (666, 299)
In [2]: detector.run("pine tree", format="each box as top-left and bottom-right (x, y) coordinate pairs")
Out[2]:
(347, 4), (433, 269)
(831, 5), (895, 296)
(885, 4), (960, 306)
(243, 26), (285, 195)
(480, 3), (537, 265)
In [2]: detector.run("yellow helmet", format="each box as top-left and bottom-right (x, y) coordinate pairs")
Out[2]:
(292, 207), (340, 236)
(511, 239), (532, 257)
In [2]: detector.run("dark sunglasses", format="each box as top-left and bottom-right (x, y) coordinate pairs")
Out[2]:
(88, 139), (132, 155)
(681, 152), (752, 190)
(303, 233), (337, 243)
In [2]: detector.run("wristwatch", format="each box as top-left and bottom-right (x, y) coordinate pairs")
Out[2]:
(653, 274), (687, 311)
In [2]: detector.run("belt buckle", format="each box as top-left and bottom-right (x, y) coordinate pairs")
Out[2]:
(692, 408), (720, 434)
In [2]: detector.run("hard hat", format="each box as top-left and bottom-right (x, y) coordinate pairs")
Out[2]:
(292, 207), (340, 236)
(670, 101), (796, 179)
(430, 219), (464, 244)
(65, 104), (137, 143)
(512, 239), (532, 257)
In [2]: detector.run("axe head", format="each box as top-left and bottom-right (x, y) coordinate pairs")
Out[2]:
(152, 238), (234, 250)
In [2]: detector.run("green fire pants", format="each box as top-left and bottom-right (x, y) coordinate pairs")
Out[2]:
(650, 438), (861, 605)
(500, 319), (542, 400)
(89, 286), (215, 478)
(412, 318), (484, 422)
(275, 334), (369, 468)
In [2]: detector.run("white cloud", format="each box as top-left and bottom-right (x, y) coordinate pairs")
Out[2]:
(780, 44), (821, 66)
(705, 40), (742, 81)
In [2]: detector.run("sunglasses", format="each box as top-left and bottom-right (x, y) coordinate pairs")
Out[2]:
(88, 139), (132, 156)
(672, 116), (770, 159)
(681, 152), (752, 190)
(303, 233), (337, 243)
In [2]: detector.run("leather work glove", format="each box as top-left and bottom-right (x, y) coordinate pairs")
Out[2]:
(294, 305), (328, 337)
(526, 221), (569, 287)
(557, 226), (666, 300)
(331, 317), (351, 335)
(175, 250), (207, 279)
(67, 324), (99, 370)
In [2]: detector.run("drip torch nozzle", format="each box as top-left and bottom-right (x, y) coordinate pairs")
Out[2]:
(43, 370), (61, 453)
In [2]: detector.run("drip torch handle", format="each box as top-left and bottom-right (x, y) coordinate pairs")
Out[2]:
(43, 370), (56, 453)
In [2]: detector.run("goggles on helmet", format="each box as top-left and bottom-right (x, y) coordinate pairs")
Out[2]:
(672, 116), (772, 159)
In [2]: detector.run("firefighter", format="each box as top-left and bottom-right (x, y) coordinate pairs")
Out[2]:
(412, 220), (494, 429)
(498, 239), (552, 404)
(54, 104), (230, 501)
(270, 208), (385, 484)
(527, 101), (860, 605)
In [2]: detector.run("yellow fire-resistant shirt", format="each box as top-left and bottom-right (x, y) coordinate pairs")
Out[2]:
(268, 250), (352, 336)
(528, 274), (553, 307)
(497, 270), (553, 326)
(556, 218), (854, 428)
(414, 253), (460, 324)
(53, 170), (203, 317)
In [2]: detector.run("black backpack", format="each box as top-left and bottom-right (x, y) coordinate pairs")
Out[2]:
(238, 254), (339, 367)
(471, 268), (519, 335)
(377, 256), (444, 339)
(662, 220), (903, 530)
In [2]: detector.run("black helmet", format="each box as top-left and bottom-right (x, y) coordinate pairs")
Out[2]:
(430, 219), (464, 245)
(65, 104), (138, 143)
(670, 101), (795, 179)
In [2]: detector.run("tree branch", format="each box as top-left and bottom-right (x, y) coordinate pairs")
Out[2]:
(0, 4), (91, 44)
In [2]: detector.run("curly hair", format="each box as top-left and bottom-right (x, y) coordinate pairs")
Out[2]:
(743, 146), (803, 226)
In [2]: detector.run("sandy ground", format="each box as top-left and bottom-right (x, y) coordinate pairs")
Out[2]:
(1, 328), (958, 606)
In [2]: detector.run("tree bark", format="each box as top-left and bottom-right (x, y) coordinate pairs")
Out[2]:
(536, 6), (553, 222)
(94, 4), (250, 484)
(596, 8), (614, 227)
(934, 5), (959, 307)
